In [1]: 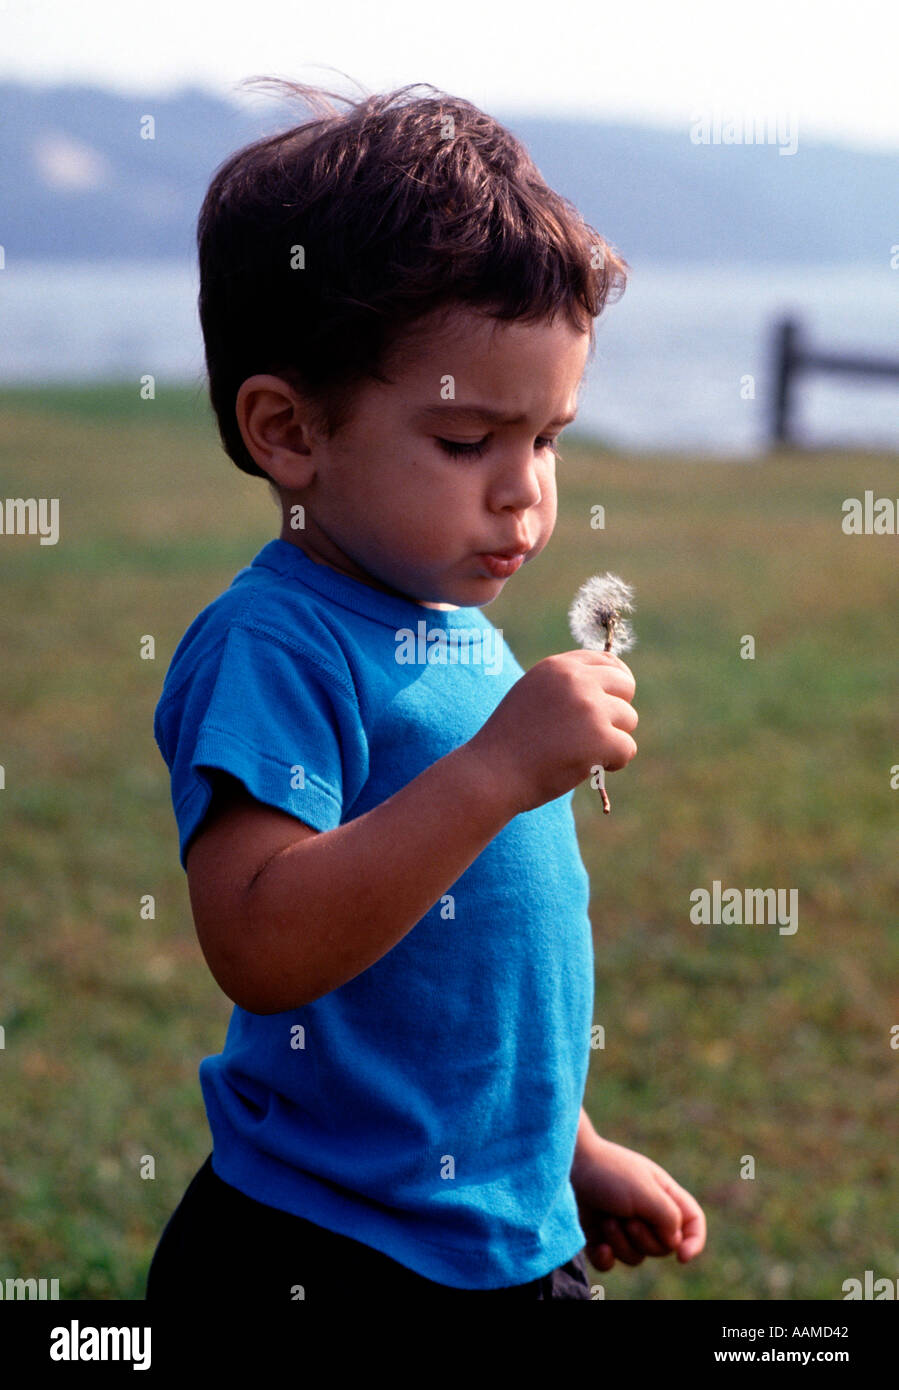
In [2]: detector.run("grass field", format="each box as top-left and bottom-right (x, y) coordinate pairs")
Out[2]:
(0, 382), (896, 1300)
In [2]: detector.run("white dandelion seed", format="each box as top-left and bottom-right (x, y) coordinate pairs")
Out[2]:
(568, 573), (636, 654)
(568, 573), (637, 813)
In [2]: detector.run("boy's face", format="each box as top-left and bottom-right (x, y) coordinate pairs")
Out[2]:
(244, 307), (590, 609)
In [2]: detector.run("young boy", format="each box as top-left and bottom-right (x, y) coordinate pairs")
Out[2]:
(146, 79), (706, 1301)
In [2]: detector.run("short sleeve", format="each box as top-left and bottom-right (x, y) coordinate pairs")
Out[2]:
(154, 622), (368, 869)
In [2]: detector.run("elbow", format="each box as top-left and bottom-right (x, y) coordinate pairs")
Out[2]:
(234, 974), (315, 1015)
(211, 967), (312, 1016)
(205, 948), (313, 1015)
(222, 978), (287, 1015)
(194, 920), (312, 1015)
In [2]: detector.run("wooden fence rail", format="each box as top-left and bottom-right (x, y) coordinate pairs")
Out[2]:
(771, 317), (899, 447)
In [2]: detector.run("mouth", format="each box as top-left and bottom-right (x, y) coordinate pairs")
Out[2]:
(476, 550), (527, 578)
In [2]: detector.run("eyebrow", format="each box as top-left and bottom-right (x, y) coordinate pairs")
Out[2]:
(416, 403), (578, 428)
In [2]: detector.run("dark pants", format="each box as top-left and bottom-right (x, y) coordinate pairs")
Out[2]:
(146, 1154), (593, 1301)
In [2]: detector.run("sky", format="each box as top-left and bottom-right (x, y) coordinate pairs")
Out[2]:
(1, 0), (897, 151)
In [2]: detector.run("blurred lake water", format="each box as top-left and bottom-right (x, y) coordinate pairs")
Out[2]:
(1, 258), (896, 455)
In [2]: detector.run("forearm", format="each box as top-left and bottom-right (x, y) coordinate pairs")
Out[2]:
(571, 1106), (605, 1186)
(238, 741), (517, 1012)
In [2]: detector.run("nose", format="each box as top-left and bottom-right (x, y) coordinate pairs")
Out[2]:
(487, 445), (545, 513)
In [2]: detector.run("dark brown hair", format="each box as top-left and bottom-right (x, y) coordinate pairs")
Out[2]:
(197, 75), (628, 478)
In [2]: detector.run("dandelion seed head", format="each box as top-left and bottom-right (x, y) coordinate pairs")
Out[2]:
(568, 573), (636, 653)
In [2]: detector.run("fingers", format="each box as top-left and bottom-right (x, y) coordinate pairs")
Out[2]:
(588, 1216), (683, 1273)
(654, 1172), (708, 1261)
(601, 726), (638, 772)
(568, 649), (637, 701)
(675, 1205), (707, 1261)
(587, 693), (638, 775)
(572, 649), (633, 675)
(624, 1219), (671, 1257)
(608, 694), (639, 734)
(592, 1217), (647, 1267)
(589, 1242), (616, 1273)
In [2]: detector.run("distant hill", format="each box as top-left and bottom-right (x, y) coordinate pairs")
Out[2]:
(0, 79), (895, 265)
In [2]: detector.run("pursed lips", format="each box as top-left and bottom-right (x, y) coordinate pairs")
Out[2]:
(479, 541), (531, 557)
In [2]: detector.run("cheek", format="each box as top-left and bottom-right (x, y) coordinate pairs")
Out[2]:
(538, 471), (558, 519)
(402, 454), (466, 508)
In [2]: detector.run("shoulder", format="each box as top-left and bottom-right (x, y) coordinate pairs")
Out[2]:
(157, 573), (358, 712)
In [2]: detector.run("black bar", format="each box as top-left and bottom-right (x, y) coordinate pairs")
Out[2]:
(772, 317), (799, 446)
(802, 352), (899, 379)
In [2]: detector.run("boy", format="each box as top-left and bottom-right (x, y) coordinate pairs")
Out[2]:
(146, 79), (705, 1301)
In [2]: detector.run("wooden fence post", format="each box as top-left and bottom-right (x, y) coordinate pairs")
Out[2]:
(771, 316), (899, 449)
(772, 317), (799, 447)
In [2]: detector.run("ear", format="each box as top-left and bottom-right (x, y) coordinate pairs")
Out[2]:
(235, 374), (318, 489)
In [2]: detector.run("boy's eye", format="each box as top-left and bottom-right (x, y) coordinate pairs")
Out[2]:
(436, 436), (561, 459)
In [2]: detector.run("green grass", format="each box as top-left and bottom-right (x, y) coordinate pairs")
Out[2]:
(1, 381), (897, 1300)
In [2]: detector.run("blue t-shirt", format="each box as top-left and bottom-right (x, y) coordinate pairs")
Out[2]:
(154, 538), (595, 1289)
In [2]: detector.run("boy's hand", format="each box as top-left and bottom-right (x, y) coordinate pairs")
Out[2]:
(468, 650), (637, 814)
(571, 1134), (706, 1273)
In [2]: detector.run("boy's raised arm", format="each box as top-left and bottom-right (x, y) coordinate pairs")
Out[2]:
(187, 647), (636, 1015)
(186, 742), (517, 1014)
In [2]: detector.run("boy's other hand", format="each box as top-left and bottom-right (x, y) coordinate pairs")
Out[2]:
(571, 1134), (706, 1273)
(468, 650), (637, 814)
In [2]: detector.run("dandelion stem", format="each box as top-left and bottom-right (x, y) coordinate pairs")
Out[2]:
(597, 627), (614, 811)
